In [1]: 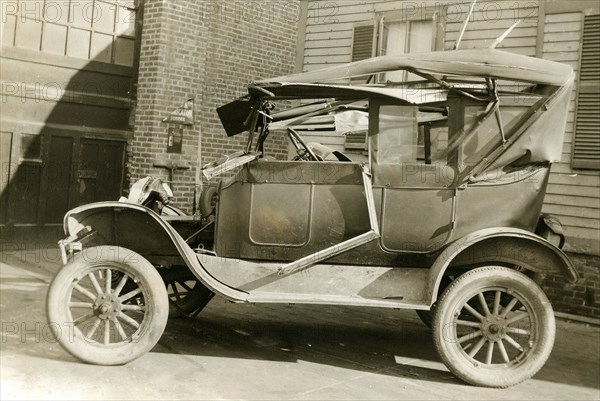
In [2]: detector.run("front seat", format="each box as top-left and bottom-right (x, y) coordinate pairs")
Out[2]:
(307, 142), (352, 162)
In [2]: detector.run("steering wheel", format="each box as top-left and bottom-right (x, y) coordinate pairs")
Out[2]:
(287, 128), (320, 161)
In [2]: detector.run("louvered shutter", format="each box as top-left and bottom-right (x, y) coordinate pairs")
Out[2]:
(351, 25), (375, 61)
(572, 13), (600, 169)
(344, 131), (368, 150)
(348, 24), (376, 150)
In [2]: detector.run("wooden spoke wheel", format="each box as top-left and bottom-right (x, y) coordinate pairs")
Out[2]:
(47, 246), (169, 365)
(432, 266), (555, 388)
(165, 275), (214, 318)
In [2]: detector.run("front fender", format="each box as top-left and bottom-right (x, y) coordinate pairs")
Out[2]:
(426, 227), (579, 305)
(62, 202), (248, 302)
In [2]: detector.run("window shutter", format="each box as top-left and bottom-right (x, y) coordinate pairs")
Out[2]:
(344, 131), (368, 150)
(351, 25), (375, 62)
(572, 13), (600, 169)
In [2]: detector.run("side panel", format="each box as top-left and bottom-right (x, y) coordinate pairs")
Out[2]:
(248, 183), (312, 247)
(451, 167), (550, 241)
(215, 162), (553, 267)
(215, 161), (372, 262)
(380, 188), (454, 252)
(215, 160), (453, 265)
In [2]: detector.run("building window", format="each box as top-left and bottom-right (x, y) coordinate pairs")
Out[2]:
(350, 10), (441, 81)
(378, 18), (436, 82)
(572, 12), (600, 170)
(348, 8), (441, 151)
(2, 0), (137, 66)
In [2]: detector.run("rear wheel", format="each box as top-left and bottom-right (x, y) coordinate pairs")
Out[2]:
(432, 266), (554, 388)
(165, 275), (214, 318)
(46, 246), (169, 365)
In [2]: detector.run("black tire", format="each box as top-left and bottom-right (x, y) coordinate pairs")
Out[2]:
(432, 266), (555, 388)
(163, 268), (215, 318)
(46, 246), (169, 365)
(199, 186), (218, 218)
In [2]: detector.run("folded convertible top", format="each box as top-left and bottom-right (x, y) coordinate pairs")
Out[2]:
(254, 48), (573, 87)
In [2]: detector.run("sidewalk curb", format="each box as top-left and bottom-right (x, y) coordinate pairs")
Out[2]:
(555, 311), (600, 326)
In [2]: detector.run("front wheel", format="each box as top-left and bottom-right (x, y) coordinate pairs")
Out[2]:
(47, 246), (169, 365)
(432, 266), (555, 388)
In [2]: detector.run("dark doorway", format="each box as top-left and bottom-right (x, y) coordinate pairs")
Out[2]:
(78, 138), (126, 206)
(1, 132), (126, 226)
(44, 134), (126, 225)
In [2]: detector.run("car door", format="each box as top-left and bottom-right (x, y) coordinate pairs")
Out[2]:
(370, 102), (456, 253)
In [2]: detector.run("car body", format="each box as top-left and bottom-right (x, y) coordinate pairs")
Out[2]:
(47, 48), (579, 387)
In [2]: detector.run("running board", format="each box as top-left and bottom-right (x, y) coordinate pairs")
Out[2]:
(246, 292), (430, 310)
(197, 253), (431, 305)
(277, 167), (380, 277)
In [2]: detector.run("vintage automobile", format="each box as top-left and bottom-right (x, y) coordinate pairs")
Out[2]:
(47, 47), (579, 388)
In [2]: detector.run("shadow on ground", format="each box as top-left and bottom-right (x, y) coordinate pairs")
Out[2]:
(2, 245), (599, 394)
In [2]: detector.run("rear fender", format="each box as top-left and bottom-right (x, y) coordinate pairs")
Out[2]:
(62, 202), (248, 302)
(426, 227), (579, 305)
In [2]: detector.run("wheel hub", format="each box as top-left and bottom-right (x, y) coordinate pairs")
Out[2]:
(93, 293), (121, 320)
(482, 315), (506, 341)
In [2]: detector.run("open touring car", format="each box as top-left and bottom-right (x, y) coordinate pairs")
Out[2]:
(47, 47), (578, 387)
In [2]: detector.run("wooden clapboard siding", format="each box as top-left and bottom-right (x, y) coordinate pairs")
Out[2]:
(303, 1), (541, 71)
(304, 1), (373, 67)
(546, 193), (600, 209)
(542, 11), (600, 255)
(444, 1), (538, 55)
(304, 0), (432, 67)
(306, 38), (353, 49)
(282, 130), (345, 159)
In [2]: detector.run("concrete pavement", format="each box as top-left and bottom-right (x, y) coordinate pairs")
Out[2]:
(1, 245), (599, 400)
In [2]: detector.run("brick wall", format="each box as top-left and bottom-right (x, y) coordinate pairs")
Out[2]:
(130, 0), (300, 212)
(542, 252), (600, 319)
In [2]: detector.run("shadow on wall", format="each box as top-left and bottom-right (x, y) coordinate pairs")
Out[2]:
(0, 0), (139, 242)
